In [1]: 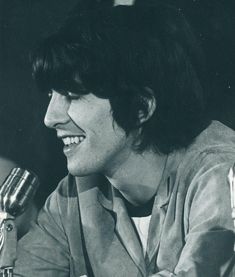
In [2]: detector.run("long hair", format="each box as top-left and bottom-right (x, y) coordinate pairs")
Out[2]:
(32, 3), (210, 154)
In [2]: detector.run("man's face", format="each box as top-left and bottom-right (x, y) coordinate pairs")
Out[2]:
(44, 90), (135, 176)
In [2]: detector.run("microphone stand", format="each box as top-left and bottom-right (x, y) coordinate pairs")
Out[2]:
(0, 212), (16, 277)
(0, 168), (39, 277)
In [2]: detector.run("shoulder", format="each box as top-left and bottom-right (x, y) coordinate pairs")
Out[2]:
(176, 121), (235, 184)
(171, 123), (235, 217)
(176, 146), (234, 204)
(188, 120), (235, 155)
(176, 141), (235, 230)
(171, 147), (235, 235)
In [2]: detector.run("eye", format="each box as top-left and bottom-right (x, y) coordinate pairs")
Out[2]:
(66, 91), (82, 100)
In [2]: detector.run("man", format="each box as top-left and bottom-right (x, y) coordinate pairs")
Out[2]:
(11, 3), (235, 276)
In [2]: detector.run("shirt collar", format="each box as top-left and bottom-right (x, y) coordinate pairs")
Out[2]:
(97, 148), (185, 212)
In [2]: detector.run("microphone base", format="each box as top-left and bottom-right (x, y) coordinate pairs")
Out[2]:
(0, 213), (16, 272)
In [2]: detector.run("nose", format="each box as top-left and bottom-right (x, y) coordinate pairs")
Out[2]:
(44, 91), (70, 129)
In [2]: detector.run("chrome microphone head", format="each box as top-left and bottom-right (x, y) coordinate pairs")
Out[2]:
(0, 168), (40, 217)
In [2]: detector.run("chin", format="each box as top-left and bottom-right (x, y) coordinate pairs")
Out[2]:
(67, 162), (97, 177)
(67, 167), (88, 177)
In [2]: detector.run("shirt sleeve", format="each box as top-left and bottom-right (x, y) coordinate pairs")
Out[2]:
(155, 159), (235, 277)
(13, 186), (70, 277)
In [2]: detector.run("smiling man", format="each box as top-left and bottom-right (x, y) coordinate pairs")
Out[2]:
(11, 3), (235, 277)
(45, 91), (134, 179)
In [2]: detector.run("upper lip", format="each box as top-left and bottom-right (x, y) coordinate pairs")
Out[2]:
(57, 133), (85, 139)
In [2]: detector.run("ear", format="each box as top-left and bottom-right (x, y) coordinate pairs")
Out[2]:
(138, 87), (157, 124)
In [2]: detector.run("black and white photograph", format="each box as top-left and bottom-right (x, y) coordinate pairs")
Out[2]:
(0, 0), (235, 276)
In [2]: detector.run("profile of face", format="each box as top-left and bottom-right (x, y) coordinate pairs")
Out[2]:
(44, 91), (136, 177)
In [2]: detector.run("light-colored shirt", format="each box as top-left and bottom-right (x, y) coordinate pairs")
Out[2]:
(7, 121), (235, 276)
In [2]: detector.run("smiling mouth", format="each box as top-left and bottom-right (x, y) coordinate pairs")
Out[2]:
(62, 135), (85, 146)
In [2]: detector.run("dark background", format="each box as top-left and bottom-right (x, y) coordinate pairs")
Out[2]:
(0, 0), (234, 206)
(0, 0), (79, 207)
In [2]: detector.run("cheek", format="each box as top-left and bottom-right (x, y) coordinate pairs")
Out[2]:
(69, 101), (114, 131)
(68, 97), (127, 146)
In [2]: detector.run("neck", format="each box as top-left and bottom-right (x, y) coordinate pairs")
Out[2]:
(105, 149), (168, 206)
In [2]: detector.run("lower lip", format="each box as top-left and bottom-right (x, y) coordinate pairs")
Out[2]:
(63, 142), (83, 155)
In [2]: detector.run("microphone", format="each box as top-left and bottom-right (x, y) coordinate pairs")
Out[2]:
(0, 168), (39, 217)
(0, 168), (39, 276)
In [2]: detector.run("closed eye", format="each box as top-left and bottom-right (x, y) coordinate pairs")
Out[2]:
(47, 90), (84, 100)
(67, 91), (82, 100)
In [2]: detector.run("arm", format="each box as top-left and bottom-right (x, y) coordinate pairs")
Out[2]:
(13, 185), (70, 277)
(152, 160), (235, 277)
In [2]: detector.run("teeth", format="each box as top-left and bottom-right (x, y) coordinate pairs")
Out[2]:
(65, 137), (70, 145)
(62, 136), (85, 146)
(79, 136), (85, 142)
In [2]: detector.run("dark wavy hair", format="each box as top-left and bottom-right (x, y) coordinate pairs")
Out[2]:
(31, 3), (210, 154)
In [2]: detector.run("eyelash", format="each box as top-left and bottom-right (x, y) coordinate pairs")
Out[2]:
(47, 91), (82, 100)
(66, 91), (81, 100)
